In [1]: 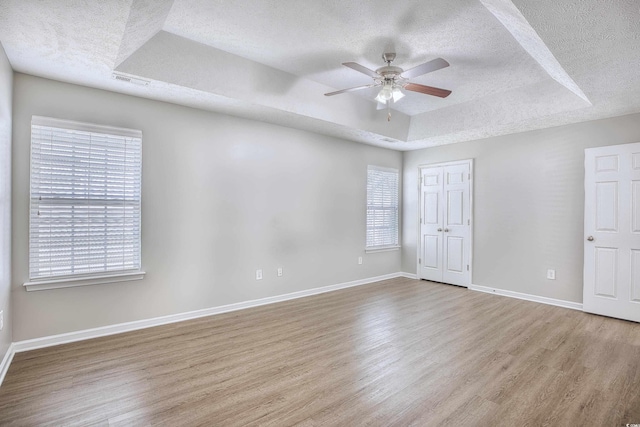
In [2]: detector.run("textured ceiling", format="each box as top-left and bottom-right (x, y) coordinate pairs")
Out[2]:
(0, 0), (639, 150)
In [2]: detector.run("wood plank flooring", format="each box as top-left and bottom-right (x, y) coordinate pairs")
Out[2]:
(1, 277), (640, 426)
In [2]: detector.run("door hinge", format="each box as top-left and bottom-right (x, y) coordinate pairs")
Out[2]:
(468, 219), (470, 225)
(467, 264), (469, 271)
(419, 258), (422, 264)
(468, 173), (471, 179)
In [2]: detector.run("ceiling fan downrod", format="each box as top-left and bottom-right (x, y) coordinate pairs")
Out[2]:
(382, 52), (396, 65)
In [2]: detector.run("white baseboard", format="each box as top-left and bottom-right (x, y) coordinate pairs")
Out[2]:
(0, 344), (15, 389)
(12, 272), (405, 354)
(399, 272), (418, 279)
(469, 284), (583, 311)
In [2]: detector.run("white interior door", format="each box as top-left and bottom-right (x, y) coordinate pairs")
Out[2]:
(584, 143), (640, 322)
(442, 164), (471, 285)
(419, 167), (444, 282)
(419, 160), (472, 287)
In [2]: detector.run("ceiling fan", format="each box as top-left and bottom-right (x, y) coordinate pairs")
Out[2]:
(325, 52), (451, 120)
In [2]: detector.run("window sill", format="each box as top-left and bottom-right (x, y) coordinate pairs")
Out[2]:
(365, 246), (401, 253)
(23, 271), (146, 292)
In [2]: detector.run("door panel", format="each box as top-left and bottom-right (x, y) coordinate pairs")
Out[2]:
(595, 182), (618, 231)
(447, 171), (465, 185)
(447, 190), (464, 225)
(423, 235), (439, 269)
(424, 192), (439, 224)
(632, 181), (640, 232)
(584, 143), (640, 322)
(593, 247), (617, 298)
(595, 154), (618, 172)
(446, 236), (464, 273)
(419, 161), (471, 287)
(631, 250), (640, 302)
(419, 167), (444, 282)
(424, 172), (439, 186)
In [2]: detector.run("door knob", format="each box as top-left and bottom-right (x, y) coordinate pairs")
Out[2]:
(437, 228), (443, 232)
(444, 228), (449, 232)
(587, 236), (594, 241)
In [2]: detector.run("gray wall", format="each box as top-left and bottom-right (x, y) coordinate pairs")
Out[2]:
(403, 112), (640, 303)
(12, 73), (402, 341)
(0, 44), (12, 357)
(12, 70), (640, 342)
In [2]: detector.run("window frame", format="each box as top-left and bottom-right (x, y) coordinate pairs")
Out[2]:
(24, 116), (145, 291)
(366, 165), (401, 252)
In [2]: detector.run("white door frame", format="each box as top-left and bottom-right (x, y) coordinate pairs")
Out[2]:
(416, 159), (474, 285)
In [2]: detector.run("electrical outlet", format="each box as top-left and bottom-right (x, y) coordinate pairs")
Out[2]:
(547, 269), (556, 280)
(277, 267), (283, 277)
(256, 269), (263, 280)
(358, 256), (363, 265)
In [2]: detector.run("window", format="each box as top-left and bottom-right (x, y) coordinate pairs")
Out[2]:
(26, 116), (143, 291)
(366, 165), (400, 250)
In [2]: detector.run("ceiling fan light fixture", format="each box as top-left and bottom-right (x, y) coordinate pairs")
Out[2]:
(392, 86), (405, 102)
(375, 84), (394, 104)
(374, 92), (387, 104)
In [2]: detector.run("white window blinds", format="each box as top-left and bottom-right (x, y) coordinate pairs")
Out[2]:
(29, 116), (142, 280)
(366, 166), (399, 249)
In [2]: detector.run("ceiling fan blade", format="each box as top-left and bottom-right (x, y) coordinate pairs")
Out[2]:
(342, 62), (379, 78)
(404, 83), (452, 98)
(402, 58), (449, 79)
(324, 84), (376, 96)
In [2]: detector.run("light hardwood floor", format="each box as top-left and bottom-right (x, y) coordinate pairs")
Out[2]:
(1, 277), (640, 426)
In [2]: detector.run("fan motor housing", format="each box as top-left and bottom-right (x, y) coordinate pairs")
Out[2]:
(376, 65), (403, 78)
